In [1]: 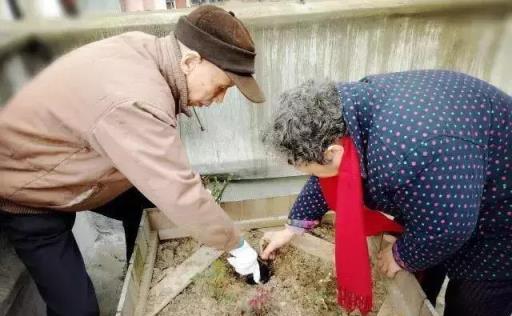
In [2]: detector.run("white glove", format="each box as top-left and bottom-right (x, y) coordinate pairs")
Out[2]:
(227, 239), (261, 283)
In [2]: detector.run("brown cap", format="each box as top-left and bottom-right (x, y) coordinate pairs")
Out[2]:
(175, 5), (265, 103)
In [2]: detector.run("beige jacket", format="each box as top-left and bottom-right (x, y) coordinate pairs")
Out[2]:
(0, 32), (240, 250)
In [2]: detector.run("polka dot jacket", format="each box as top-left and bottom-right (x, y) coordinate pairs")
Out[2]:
(288, 70), (512, 281)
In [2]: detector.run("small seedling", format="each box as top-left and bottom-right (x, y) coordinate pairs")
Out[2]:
(247, 287), (272, 316)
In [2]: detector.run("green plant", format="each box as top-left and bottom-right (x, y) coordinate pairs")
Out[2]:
(204, 259), (232, 301)
(200, 175), (232, 203)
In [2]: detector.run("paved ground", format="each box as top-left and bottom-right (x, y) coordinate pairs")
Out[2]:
(0, 212), (126, 316)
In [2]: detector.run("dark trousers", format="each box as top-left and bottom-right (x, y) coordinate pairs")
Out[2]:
(444, 279), (512, 316)
(0, 188), (153, 316)
(416, 264), (448, 307)
(418, 264), (512, 316)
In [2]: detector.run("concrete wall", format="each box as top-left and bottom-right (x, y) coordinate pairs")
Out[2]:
(1, 0), (511, 178)
(184, 6), (512, 178)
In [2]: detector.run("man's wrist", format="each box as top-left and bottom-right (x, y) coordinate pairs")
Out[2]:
(230, 238), (245, 252)
(230, 239), (251, 256)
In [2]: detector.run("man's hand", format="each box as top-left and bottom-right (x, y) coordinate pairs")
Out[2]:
(260, 227), (296, 260)
(377, 238), (403, 278)
(227, 240), (261, 283)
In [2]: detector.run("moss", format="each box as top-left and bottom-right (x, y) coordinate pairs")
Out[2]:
(202, 259), (236, 302)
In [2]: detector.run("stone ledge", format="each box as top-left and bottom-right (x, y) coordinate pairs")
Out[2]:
(1, 0), (511, 38)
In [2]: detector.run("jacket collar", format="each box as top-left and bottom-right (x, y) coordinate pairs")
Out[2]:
(155, 33), (191, 117)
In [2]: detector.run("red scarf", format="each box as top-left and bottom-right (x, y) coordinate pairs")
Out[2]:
(318, 137), (403, 314)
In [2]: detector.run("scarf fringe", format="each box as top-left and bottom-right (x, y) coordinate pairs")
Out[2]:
(337, 286), (373, 315)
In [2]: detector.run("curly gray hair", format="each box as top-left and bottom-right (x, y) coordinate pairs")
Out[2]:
(262, 80), (347, 165)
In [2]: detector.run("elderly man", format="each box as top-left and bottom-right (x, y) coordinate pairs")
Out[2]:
(261, 70), (512, 316)
(0, 5), (264, 316)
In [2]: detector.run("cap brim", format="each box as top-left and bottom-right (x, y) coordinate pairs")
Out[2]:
(226, 72), (266, 103)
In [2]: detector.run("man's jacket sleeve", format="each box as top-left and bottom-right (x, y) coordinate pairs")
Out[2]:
(89, 100), (241, 251)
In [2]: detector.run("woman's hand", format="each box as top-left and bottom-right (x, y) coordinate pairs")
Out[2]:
(377, 238), (403, 278)
(260, 227), (296, 260)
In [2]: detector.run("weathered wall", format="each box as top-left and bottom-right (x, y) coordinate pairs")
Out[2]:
(184, 7), (512, 178)
(1, 0), (511, 178)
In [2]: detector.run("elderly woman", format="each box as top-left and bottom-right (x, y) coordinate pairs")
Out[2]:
(261, 70), (512, 316)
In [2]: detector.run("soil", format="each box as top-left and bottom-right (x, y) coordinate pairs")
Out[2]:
(151, 237), (200, 285)
(310, 222), (335, 243)
(147, 227), (386, 316)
